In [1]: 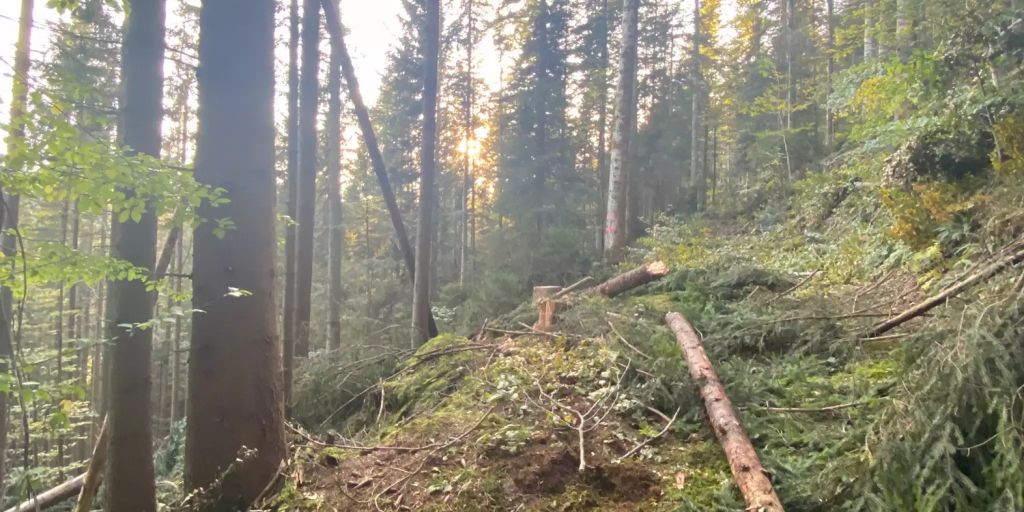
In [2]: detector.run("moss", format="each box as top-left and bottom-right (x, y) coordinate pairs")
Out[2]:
(384, 334), (485, 417)
(655, 441), (740, 511)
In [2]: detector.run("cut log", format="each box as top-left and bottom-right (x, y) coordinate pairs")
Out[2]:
(5, 474), (86, 512)
(866, 246), (1024, 337)
(597, 261), (669, 298)
(532, 286), (563, 332)
(73, 415), (108, 512)
(665, 312), (784, 512)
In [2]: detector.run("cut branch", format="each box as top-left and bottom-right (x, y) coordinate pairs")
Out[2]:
(322, 0), (437, 337)
(665, 312), (784, 512)
(866, 246), (1024, 337)
(597, 261), (669, 298)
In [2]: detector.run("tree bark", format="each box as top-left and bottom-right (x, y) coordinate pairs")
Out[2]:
(326, 0), (344, 352)
(412, 0), (442, 347)
(605, 0), (639, 260)
(106, 0), (165, 508)
(295, 0), (320, 359)
(825, 0), (835, 149)
(321, 0), (439, 338)
(283, 0), (300, 412)
(597, 261), (669, 298)
(665, 312), (784, 512)
(863, 0), (876, 60)
(185, 0), (287, 508)
(0, 0), (34, 498)
(595, 0), (610, 256)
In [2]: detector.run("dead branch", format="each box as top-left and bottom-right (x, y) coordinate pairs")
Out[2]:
(73, 415), (108, 512)
(770, 269), (820, 302)
(553, 276), (597, 299)
(617, 408), (679, 462)
(760, 401), (864, 413)
(867, 246), (1024, 337)
(666, 312), (784, 512)
(606, 318), (652, 359)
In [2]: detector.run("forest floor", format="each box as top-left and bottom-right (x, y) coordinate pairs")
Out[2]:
(274, 172), (1024, 510)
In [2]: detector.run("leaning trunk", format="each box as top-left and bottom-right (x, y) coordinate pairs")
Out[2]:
(185, 0), (287, 508)
(106, 0), (164, 509)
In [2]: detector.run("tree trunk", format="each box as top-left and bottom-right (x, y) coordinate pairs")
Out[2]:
(665, 313), (784, 512)
(322, 0), (439, 338)
(0, 0), (34, 497)
(106, 0), (164, 509)
(283, 0), (300, 412)
(55, 200), (68, 473)
(863, 0), (876, 60)
(895, 0), (913, 61)
(688, 0), (702, 207)
(326, 0), (344, 352)
(597, 261), (669, 298)
(185, 0), (287, 508)
(825, 0), (835, 149)
(595, 0), (609, 256)
(604, 0), (639, 260)
(412, 0), (441, 347)
(459, 0), (475, 287)
(295, 0), (320, 359)
(169, 234), (183, 424)
(4, 475), (87, 512)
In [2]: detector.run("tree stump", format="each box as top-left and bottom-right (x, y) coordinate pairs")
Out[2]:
(533, 286), (563, 332)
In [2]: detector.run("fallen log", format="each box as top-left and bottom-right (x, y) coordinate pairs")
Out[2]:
(73, 415), (108, 512)
(597, 261), (669, 298)
(666, 312), (784, 512)
(5, 474), (86, 512)
(866, 246), (1024, 337)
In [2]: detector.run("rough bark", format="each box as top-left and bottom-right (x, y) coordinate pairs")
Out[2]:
(665, 312), (784, 512)
(597, 261), (669, 298)
(413, 0), (442, 347)
(74, 416), (108, 512)
(185, 0), (287, 508)
(326, 0), (343, 352)
(459, 0), (474, 287)
(321, 0), (438, 338)
(604, 0), (639, 260)
(295, 0), (320, 359)
(0, 0), (34, 497)
(867, 247), (1024, 337)
(106, 0), (165, 508)
(283, 0), (300, 411)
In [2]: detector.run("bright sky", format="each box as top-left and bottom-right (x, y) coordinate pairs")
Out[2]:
(0, 0), (405, 126)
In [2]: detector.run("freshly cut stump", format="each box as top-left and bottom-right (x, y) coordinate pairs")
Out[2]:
(666, 312), (784, 512)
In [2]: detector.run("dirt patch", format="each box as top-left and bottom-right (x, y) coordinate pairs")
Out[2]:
(585, 464), (660, 502)
(511, 447), (580, 494)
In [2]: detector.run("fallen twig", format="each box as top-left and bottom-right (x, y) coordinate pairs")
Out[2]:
(760, 401), (864, 413)
(617, 408), (679, 462)
(606, 318), (652, 359)
(771, 269), (820, 303)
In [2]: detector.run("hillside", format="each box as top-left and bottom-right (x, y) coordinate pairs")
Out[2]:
(268, 163), (1024, 510)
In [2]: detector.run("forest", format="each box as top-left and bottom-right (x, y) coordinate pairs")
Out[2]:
(0, 0), (1022, 510)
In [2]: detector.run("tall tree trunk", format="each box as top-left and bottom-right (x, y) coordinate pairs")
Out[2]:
(412, 0), (441, 347)
(295, 0), (320, 359)
(0, 0), (33, 498)
(459, 0), (474, 287)
(594, 0), (610, 255)
(604, 0), (639, 261)
(326, 0), (344, 352)
(282, 0), (300, 407)
(169, 235), (183, 424)
(106, 0), (164, 509)
(185, 0), (287, 508)
(895, 0), (912, 61)
(55, 200), (68, 474)
(825, 0), (835, 149)
(688, 0), (702, 207)
(863, 0), (876, 60)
